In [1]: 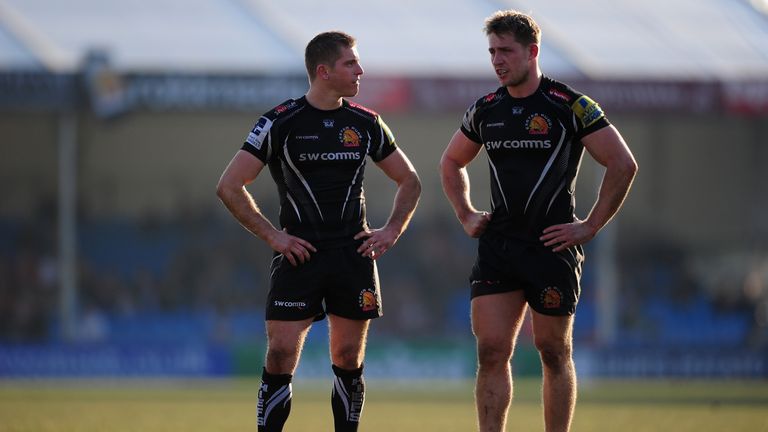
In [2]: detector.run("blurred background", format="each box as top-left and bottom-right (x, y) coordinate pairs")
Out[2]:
(1, 0), (767, 380)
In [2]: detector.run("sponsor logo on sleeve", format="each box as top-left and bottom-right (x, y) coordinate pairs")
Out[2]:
(572, 96), (604, 128)
(246, 117), (272, 150)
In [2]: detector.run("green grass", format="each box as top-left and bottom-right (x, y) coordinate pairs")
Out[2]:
(0, 378), (767, 431)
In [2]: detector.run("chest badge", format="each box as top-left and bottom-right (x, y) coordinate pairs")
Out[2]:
(323, 119), (334, 128)
(339, 126), (362, 147)
(526, 113), (552, 135)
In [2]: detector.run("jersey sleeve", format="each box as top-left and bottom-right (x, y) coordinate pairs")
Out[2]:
(369, 116), (398, 162)
(459, 100), (483, 144)
(570, 94), (610, 139)
(240, 114), (275, 163)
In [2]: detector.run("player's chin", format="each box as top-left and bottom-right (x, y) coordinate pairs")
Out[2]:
(344, 83), (360, 97)
(500, 77), (517, 87)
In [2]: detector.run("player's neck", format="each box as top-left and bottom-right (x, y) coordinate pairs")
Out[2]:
(305, 86), (343, 111)
(505, 70), (542, 99)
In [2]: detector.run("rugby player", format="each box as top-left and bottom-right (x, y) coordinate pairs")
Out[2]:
(439, 10), (637, 432)
(217, 31), (421, 432)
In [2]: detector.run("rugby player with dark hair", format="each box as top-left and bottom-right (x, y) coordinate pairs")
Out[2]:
(217, 31), (421, 431)
(440, 10), (637, 432)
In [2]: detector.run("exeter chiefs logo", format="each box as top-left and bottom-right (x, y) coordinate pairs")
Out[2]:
(526, 114), (552, 135)
(339, 126), (362, 147)
(540, 286), (563, 309)
(358, 288), (378, 312)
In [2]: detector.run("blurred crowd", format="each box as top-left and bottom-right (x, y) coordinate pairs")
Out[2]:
(1, 205), (767, 348)
(0, 203), (478, 344)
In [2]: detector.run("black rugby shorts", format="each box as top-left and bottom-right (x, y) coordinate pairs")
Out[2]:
(266, 244), (382, 321)
(469, 234), (584, 316)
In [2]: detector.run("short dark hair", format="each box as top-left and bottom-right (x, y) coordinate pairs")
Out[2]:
(305, 31), (356, 80)
(484, 10), (540, 46)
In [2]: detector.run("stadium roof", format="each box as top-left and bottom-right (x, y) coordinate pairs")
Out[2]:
(1, 0), (767, 80)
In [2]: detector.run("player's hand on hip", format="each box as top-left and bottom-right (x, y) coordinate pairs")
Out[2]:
(268, 228), (317, 266)
(540, 218), (595, 252)
(354, 226), (398, 260)
(461, 211), (491, 238)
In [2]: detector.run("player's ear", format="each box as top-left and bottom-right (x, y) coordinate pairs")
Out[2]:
(316, 64), (331, 80)
(528, 43), (539, 61)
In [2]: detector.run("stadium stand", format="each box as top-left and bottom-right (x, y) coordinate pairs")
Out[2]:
(1, 0), (768, 377)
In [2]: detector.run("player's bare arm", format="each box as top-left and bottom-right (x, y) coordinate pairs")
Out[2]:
(355, 148), (421, 260)
(217, 150), (317, 266)
(540, 125), (637, 252)
(440, 129), (492, 238)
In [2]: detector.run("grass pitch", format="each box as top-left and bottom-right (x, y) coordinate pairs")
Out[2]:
(0, 378), (766, 431)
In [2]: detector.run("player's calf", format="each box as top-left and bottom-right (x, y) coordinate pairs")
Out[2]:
(331, 364), (365, 432)
(257, 368), (293, 432)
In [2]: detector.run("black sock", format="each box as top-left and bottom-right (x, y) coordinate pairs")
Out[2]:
(331, 364), (365, 432)
(257, 368), (293, 432)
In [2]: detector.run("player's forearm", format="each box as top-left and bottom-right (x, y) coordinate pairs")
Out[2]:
(584, 158), (637, 234)
(440, 161), (476, 223)
(384, 171), (421, 236)
(217, 185), (279, 244)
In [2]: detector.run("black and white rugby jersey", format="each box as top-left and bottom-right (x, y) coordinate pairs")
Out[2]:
(460, 76), (610, 242)
(241, 96), (397, 247)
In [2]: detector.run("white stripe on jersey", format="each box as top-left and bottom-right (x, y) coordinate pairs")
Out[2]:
(286, 193), (301, 222)
(283, 136), (324, 222)
(341, 132), (370, 220)
(487, 157), (509, 213)
(546, 179), (567, 215)
(524, 123), (567, 214)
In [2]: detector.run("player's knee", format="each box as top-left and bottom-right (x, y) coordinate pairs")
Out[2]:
(331, 345), (363, 370)
(534, 339), (572, 371)
(266, 345), (299, 372)
(477, 340), (513, 368)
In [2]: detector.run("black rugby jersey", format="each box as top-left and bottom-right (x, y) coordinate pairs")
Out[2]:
(460, 76), (610, 242)
(241, 96), (397, 247)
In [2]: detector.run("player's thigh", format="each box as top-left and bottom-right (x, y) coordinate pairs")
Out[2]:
(529, 310), (574, 353)
(328, 314), (370, 367)
(266, 318), (314, 355)
(471, 291), (528, 347)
